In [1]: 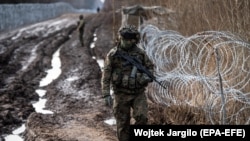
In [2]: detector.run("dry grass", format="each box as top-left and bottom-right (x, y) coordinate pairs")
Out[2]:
(103, 0), (250, 125)
(105, 0), (250, 41)
(148, 100), (208, 125)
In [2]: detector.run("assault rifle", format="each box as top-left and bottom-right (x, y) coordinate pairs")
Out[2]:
(116, 51), (167, 89)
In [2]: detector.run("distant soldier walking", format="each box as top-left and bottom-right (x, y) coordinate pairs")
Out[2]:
(101, 24), (154, 141)
(77, 15), (85, 46)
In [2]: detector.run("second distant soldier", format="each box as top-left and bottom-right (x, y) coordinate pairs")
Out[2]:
(77, 15), (85, 46)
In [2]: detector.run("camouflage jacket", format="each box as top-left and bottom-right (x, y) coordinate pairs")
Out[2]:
(77, 19), (85, 32)
(101, 44), (154, 96)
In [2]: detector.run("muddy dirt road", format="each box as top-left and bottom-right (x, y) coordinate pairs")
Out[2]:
(0, 13), (118, 141)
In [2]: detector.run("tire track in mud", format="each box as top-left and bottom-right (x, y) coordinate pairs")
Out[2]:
(24, 24), (117, 141)
(1, 13), (118, 141)
(0, 16), (77, 138)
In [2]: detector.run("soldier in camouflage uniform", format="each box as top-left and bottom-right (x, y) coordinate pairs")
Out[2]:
(101, 25), (154, 141)
(77, 15), (85, 46)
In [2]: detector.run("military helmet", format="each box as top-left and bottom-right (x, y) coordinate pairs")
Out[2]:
(119, 25), (140, 42)
(79, 15), (84, 19)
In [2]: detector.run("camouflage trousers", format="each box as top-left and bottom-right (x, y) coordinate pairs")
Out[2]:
(113, 91), (148, 141)
(79, 31), (84, 46)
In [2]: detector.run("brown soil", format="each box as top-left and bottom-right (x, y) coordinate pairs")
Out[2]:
(0, 12), (119, 140)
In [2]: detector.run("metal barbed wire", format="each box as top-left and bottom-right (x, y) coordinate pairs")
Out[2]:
(140, 24), (250, 124)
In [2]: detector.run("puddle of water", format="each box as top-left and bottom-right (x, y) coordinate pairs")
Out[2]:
(90, 33), (97, 49)
(4, 124), (25, 141)
(90, 42), (95, 48)
(66, 76), (78, 81)
(39, 48), (62, 87)
(12, 124), (26, 135)
(5, 47), (61, 140)
(90, 32), (104, 72)
(5, 47), (61, 141)
(33, 47), (62, 114)
(35, 89), (46, 97)
(32, 98), (53, 114)
(96, 59), (104, 71)
(4, 135), (23, 141)
(104, 117), (116, 126)
(89, 32), (115, 126)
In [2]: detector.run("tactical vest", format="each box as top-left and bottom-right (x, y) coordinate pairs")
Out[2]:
(78, 20), (85, 32)
(111, 47), (146, 90)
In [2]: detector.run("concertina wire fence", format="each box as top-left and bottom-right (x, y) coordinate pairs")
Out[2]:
(140, 24), (250, 124)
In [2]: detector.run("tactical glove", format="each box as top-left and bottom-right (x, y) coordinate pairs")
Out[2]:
(104, 95), (113, 107)
(138, 73), (152, 86)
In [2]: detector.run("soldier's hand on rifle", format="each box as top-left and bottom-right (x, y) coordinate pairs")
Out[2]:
(104, 95), (113, 107)
(139, 73), (153, 86)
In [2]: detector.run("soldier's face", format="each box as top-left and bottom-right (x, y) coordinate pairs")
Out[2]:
(121, 38), (136, 50)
